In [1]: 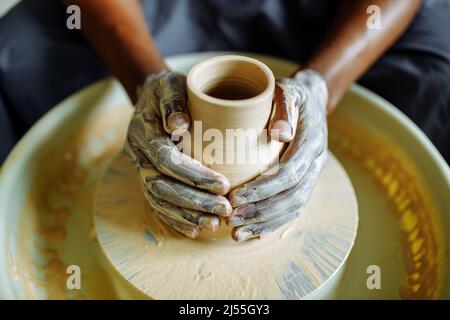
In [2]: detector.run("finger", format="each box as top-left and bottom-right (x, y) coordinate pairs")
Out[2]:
(228, 146), (315, 206)
(159, 72), (191, 135)
(230, 116), (327, 206)
(156, 212), (200, 239)
(128, 115), (230, 195)
(268, 82), (304, 143)
(269, 84), (292, 142)
(144, 190), (221, 231)
(227, 152), (327, 226)
(145, 175), (232, 216)
(129, 139), (231, 216)
(227, 184), (302, 227)
(231, 212), (298, 242)
(126, 138), (233, 220)
(124, 139), (140, 166)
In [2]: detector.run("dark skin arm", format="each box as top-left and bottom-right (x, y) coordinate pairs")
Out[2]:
(64, 0), (421, 109)
(63, 0), (168, 103)
(303, 0), (422, 111)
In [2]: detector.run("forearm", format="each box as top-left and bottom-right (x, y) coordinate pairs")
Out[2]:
(63, 0), (168, 103)
(302, 0), (422, 111)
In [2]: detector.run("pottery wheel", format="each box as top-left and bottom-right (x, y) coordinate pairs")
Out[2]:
(94, 151), (358, 299)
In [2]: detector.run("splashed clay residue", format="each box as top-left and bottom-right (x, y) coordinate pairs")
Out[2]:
(329, 114), (444, 299)
(12, 100), (132, 299)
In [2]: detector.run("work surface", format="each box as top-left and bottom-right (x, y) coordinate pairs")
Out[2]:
(1, 52), (449, 299)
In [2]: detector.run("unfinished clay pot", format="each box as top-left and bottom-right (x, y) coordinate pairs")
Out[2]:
(185, 55), (284, 188)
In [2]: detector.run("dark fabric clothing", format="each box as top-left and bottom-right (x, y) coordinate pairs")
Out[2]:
(0, 0), (449, 163)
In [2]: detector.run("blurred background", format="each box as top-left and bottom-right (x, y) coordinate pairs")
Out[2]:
(0, 0), (449, 164)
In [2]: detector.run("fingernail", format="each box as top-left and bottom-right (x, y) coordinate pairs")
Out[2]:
(227, 215), (245, 227)
(199, 216), (221, 231)
(212, 180), (230, 195)
(271, 120), (293, 142)
(233, 229), (253, 242)
(185, 228), (199, 239)
(168, 112), (190, 133)
(212, 203), (231, 216)
(230, 195), (247, 207)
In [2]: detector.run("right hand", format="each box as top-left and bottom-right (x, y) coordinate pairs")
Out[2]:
(125, 71), (232, 239)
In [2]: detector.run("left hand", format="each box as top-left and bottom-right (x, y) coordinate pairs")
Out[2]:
(227, 70), (329, 241)
(126, 72), (232, 239)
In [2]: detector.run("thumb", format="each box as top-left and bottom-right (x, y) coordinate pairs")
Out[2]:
(159, 72), (191, 135)
(268, 83), (303, 143)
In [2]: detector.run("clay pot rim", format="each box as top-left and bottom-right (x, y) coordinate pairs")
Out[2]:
(187, 55), (275, 108)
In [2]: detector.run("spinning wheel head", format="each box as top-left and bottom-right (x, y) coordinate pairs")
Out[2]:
(94, 152), (358, 299)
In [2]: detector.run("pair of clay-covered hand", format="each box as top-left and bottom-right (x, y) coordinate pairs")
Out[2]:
(125, 68), (328, 241)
